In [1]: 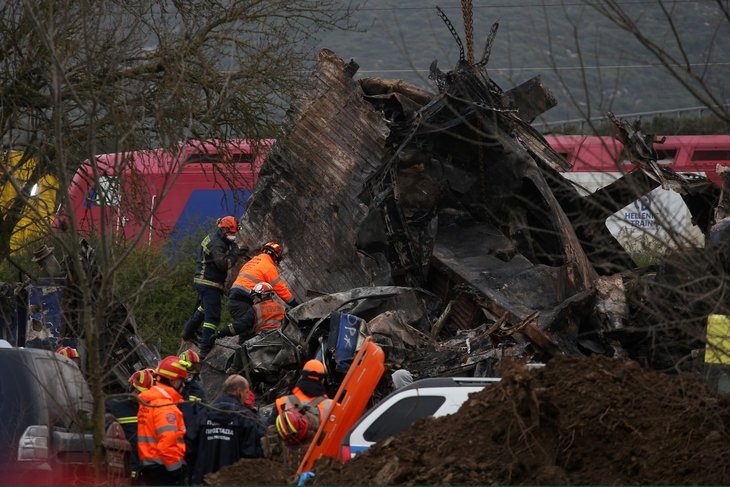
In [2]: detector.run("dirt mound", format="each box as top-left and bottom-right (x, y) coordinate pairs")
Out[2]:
(313, 355), (730, 485)
(204, 458), (296, 485)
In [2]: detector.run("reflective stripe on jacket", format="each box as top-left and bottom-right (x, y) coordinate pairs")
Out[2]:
(137, 383), (186, 471)
(106, 397), (141, 470)
(193, 230), (233, 289)
(231, 252), (294, 303)
(253, 299), (285, 334)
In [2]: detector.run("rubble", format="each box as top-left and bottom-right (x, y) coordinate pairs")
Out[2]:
(232, 33), (723, 385)
(154, 15), (730, 435)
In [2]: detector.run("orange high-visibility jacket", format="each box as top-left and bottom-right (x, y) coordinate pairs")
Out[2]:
(137, 383), (186, 471)
(231, 253), (294, 303)
(253, 299), (285, 334)
(275, 387), (333, 420)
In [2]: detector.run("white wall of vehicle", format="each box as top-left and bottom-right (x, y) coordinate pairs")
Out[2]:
(563, 172), (705, 254)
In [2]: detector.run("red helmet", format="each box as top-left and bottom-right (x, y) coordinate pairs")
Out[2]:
(156, 356), (188, 381)
(261, 241), (283, 262)
(179, 349), (201, 368)
(275, 409), (309, 446)
(217, 216), (238, 234)
(129, 368), (155, 392)
(251, 282), (274, 298)
(55, 346), (80, 359)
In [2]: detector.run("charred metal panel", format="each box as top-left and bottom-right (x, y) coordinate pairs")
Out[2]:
(238, 50), (391, 298)
(429, 221), (595, 355)
(500, 76), (557, 124)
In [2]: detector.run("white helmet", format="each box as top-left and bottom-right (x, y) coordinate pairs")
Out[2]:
(252, 282), (274, 298)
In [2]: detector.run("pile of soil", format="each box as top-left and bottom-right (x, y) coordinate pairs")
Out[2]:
(204, 458), (296, 485)
(210, 355), (730, 485)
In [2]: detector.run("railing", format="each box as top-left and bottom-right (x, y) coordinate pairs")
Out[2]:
(537, 104), (730, 133)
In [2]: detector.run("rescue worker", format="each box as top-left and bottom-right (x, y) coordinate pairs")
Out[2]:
(178, 349), (206, 482)
(270, 359), (333, 428)
(181, 216), (240, 358)
(55, 345), (81, 367)
(210, 282), (285, 342)
(265, 360), (333, 462)
(179, 349), (206, 407)
(137, 356), (188, 486)
(188, 375), (265, 484)
(227, 241), (297, 343)
(106, 369), (155, 483)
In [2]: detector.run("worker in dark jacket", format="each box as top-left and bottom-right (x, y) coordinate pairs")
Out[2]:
(188, 375), (265, 484)
(179, 349), (206, 482)
(106, 369), (155, 483)
(181, 216), (240, 357)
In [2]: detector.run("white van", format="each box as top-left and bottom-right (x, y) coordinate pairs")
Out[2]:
(340, 376), (501, 460)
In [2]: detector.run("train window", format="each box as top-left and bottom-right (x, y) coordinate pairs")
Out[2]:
(656, 149), (677, 165)
(184, 153), (255, 164)
(184, 153), (225, 163)
(230, 153), (255, 163)
(691, 150), (730, 162)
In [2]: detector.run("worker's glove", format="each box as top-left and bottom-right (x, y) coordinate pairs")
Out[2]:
(214, 323), (237, 340)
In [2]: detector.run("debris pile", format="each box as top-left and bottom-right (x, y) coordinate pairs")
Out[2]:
(231, 35), (722, 381)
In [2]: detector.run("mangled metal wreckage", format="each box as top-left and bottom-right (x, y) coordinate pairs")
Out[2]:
(221, 38), (723, 390)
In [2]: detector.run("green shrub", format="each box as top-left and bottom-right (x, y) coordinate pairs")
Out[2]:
(114, 236), (200, 356)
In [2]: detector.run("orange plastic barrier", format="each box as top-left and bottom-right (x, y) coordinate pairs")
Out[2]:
(297, 336), (385, 474)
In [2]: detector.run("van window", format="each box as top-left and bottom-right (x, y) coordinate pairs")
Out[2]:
(362, 396), (445, 443)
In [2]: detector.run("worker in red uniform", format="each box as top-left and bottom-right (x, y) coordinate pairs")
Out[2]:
(181, 216), (240, 358)
(227, 241), (297, 342)
(137, 356), (188, 486)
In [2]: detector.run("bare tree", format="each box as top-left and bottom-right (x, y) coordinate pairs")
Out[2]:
(583, 0), (729, 125)
(0, 0), (353, 479)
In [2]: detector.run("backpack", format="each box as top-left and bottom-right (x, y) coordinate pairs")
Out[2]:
(282, 395), (326, 442)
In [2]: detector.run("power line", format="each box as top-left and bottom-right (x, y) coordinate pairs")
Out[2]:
(356, 62), (730, 75)
(350, 0), (706, 12)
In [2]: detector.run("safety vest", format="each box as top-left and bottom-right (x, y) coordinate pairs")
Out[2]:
(137, 383), (186, 471)
(231, 253), (294, 303)
(253, 299), (285, 334)
(275, 387), (333, 421)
